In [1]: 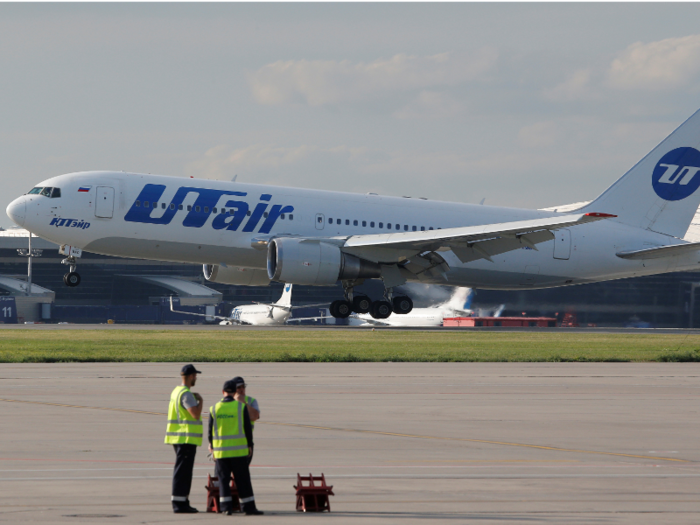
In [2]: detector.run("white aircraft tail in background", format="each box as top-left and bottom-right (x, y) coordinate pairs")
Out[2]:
(447, 287), (475, 314)
(276, 281), (293, 308)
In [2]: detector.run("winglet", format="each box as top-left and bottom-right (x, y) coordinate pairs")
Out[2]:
(584, 212), (617, 218)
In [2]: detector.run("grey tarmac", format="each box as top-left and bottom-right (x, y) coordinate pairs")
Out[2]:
(1, 362), (699, 524)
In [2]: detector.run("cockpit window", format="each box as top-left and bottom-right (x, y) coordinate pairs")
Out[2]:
(27, 187), (61, 198)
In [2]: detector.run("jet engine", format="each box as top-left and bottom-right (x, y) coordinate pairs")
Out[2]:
(203, 264), (271, 286)
(267, 238), (381, 285)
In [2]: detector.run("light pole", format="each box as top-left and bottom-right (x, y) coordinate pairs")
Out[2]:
(17, 233), (43, 296)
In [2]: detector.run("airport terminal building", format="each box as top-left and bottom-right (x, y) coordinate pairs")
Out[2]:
(2, 227), (700, 327)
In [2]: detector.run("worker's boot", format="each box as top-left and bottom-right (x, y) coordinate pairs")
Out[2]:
(220, 503), (234, 516)
(173, 501), (198, 513)
(242, 501), (264, 515)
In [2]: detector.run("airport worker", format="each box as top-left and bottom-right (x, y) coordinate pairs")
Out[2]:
(209, 379), (264, 515)
(230, 376), (260, 466)
(165, 364), (203, 514)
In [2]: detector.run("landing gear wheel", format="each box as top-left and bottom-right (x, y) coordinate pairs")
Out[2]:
(330, 299), (352, 319)
(370, 300), (392, 319)
(392, 296), (413, 315)
(64, 272), (81, 287)
(352, 295), (371, 314)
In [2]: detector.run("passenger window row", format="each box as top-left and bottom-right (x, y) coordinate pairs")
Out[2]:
(327, 217), (435, 231)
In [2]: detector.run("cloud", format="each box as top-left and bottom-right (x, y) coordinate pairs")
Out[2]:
(248, 50), (498, 106)
(544, 68), (599, 102)
(184, 143), (373, 182)
(607, 34), (700, 90)
(393, 90), (465, 120)
(517, 121), (560, 149)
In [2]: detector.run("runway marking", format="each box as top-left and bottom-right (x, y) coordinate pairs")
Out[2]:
(262, 421), (690, 463)
(0, 398), (164, 417)
(385, 459), (579, 463)
(0, 397), (690, 464)
(0, 457), (172, 465)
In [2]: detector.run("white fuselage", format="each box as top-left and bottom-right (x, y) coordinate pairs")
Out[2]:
(6, 171), (696, 290)
(350, 307), (448, 327)
(229, 305), (290, 326)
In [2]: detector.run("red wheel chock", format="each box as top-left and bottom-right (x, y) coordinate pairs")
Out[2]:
(205, 473), (241, 513)
(294, 473), (334, 512)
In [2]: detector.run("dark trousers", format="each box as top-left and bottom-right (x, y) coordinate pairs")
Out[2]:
(247, 444), (254, 467)
(172, 444), (197, 508)
(215, 456), (254, 510)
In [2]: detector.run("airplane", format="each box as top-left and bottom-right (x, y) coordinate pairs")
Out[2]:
(168, 283), (320, 325)
(8, 107), (700, 321)
(348, 287), (477, 327)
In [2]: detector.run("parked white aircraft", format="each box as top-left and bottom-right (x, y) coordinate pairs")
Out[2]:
(169, 283), (314, 325)
(348, 287), (476, 327)
(8, 107), (700, 320)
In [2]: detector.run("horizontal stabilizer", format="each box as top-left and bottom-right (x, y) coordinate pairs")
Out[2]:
(616, 242), (700, 260)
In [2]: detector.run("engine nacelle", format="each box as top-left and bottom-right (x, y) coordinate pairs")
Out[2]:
(267, 238), (381, 285)
(203, 264), (271, 286)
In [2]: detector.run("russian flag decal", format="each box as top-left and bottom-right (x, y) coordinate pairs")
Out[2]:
(78, 186), (91, 192)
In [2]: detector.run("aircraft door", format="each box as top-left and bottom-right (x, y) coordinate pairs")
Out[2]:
(95, 186), (115, 218)
(553, 229), (571, 260)
(315, 213), (325, 230)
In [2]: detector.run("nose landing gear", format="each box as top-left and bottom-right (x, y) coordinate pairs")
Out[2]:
(61, 256), (81, 287)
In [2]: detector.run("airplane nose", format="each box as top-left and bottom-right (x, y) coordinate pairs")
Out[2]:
(6, 197), (26, 227)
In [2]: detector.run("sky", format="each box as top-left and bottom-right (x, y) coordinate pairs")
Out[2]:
(2, 3), (700, 229)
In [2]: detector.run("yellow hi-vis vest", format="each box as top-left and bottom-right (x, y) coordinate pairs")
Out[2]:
(245, 395), (257, 429)
(210, 399), (249, 459)
(164, 385), (203, 446)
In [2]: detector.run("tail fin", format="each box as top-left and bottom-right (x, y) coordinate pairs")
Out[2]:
(276, 283), (293, 307)
(447, 287), (474, 310)
(581, 108), (700, 239)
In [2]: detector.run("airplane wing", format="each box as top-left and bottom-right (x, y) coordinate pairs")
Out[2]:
(616, 241), (700, 260)
(168, 297), (246, 325)
(252, 302), (329, 312)
(339, 212), (615, 286)
(344, 212), (614, 261)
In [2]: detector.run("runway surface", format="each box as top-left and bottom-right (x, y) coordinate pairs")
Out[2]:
(1, 362), (699, 524)
(1, 323), (699, 334)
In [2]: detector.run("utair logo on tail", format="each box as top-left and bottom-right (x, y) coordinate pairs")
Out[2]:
(124, 184), (294, 234)
(652, 147), (700, 201)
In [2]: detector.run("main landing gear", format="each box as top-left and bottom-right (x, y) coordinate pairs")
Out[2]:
(62, 256), (81, 287)
(329, 282), (413, 320)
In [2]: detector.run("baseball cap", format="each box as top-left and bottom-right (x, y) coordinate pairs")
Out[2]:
(231, 376), (246, 389)
(180, 364), (202, 376)
(223, 379), (238, 393)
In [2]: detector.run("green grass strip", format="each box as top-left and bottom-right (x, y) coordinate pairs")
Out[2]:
(1, 330), (700, 363)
